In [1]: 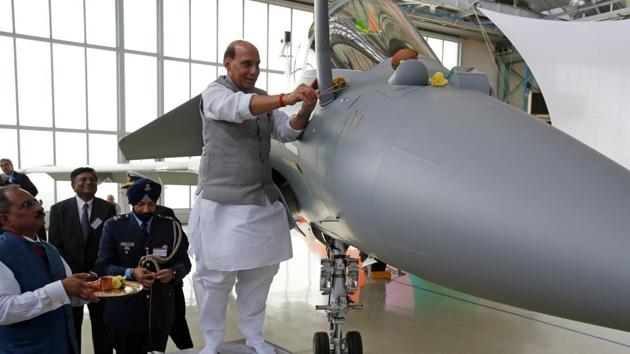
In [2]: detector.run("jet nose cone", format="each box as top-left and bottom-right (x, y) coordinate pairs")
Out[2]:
(371, 92), (630, 331)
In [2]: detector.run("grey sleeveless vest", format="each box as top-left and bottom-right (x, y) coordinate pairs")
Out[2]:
(197, 76), (280, 206)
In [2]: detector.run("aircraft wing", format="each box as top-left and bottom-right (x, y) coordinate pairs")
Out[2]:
(22, 95), (205, 186)
(119, 95), (203, 160)
(20, 161), (199, 185)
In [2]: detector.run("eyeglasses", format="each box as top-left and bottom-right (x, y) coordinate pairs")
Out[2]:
(16, 199), (40, 209)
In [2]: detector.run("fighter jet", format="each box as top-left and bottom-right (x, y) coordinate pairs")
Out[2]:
(32, 0), (630, 353)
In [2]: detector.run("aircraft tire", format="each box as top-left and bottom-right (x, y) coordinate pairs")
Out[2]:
(313, 331), (330, 354)
(346, 331), (363, 354)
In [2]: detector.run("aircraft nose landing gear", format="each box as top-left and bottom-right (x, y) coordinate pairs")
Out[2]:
(312, 231), (363, 354)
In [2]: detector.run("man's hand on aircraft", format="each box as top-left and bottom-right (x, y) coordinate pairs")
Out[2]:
(286, 83), (319, 107)
(250, 84), (318, 117)
(298, 93), (318, 117)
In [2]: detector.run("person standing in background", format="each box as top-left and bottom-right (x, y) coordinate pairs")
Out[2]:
(106, 194), (122, 215)
(0, 158), (38, 197)
(96, 178), (191, 354)
(121, 171), (194, 350)
(48, 167), (116, 354)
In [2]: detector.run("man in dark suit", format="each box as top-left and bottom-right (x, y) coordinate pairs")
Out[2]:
(49, 167), (116, 354)
(153, 205), (194, 349)
(122, 171), (194, 349)
(0, 158), (38, 197)
(96, 178), (191, 354)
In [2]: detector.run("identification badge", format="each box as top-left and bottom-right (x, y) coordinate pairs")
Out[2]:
(90, 218), (103, 229)
(152, 245), (168, 257)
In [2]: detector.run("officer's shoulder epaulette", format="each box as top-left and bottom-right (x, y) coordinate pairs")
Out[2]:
(112, 214), (130, 222)
(156, 214), (174, 221)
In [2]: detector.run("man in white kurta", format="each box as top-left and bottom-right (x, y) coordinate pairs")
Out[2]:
(189, 40), (318, 354)
(0, 185), (99, 353)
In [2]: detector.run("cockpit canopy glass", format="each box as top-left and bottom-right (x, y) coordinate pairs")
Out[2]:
(316, 0), (439, 71)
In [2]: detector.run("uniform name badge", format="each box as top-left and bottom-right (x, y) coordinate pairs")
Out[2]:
(120, 242), (135, 252)
(153, 245), (168, 257)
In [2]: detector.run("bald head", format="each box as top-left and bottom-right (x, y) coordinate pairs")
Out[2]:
(223, 40), (261, 91)
(224, 40), (257, 60)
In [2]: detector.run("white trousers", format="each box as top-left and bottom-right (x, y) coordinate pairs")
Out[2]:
(193, 262), (279, 353)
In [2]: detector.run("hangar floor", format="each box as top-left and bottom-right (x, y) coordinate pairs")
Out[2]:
(81, 229), (630, 354)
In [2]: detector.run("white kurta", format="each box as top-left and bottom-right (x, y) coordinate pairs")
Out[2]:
(189, 81), (302, 271)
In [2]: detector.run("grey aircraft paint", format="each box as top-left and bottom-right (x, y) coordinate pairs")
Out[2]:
(120, 0), (630, 333)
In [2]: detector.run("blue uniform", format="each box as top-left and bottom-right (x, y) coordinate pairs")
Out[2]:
(95, 213), (191, 352)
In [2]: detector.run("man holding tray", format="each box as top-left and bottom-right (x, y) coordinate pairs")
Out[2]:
(0, 185), (99, 353)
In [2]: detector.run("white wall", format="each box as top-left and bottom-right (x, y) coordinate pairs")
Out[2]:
(460, 37), (498, 95)
(483, 8), (630, 169)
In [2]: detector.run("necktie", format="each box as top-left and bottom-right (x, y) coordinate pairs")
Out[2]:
(81, 203), (89, 242)
(141, 222), (149, 238)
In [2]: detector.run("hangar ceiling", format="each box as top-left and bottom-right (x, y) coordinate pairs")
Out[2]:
(399, 0), (630, 21)
(285, 0), (630, 40)
(290, 0), (630, 20)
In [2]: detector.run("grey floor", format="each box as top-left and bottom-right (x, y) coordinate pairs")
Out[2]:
(81, 228), (630, 354)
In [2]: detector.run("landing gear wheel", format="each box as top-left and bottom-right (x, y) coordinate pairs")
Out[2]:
(346, 331), (363, 354)
(313, 331), (330, 354)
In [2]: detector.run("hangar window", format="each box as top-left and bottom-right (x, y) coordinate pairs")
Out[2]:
(1, 0), (312, 210)
(423, 35), (461, 70)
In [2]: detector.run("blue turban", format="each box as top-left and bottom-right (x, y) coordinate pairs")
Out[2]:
(127, 178), (162, 205)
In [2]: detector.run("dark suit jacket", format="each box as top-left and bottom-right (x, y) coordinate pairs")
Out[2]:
(3, 172), (38, 197)
(48, 197), (116, 274)
(95, 213), (191, 332)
